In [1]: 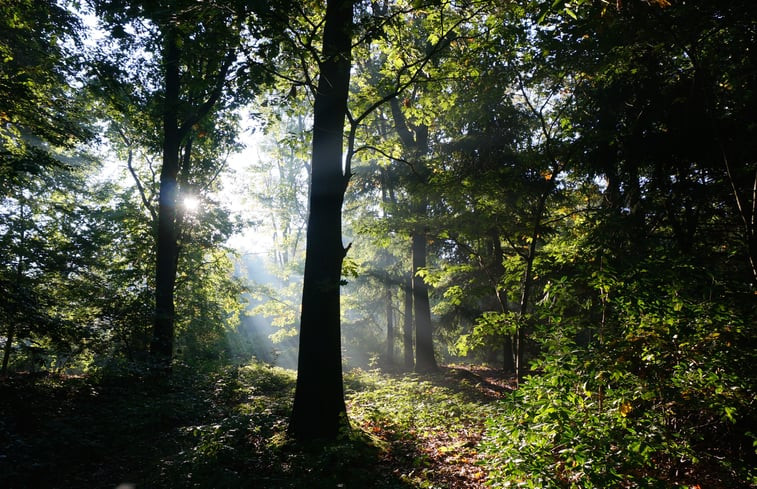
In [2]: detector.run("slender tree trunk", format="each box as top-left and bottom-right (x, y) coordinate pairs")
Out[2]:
(403, 274), (414, 370)
(151, 27), (181, 367)
(380, 169), (395, 367)
(1, 322), (13, 375)
(289, 0), (353, 441)
(515, 192), (549, 384)
(490, 233), (515, 373)
(515, 235), (536, 385)
(385, 285), (394, 365)
(413, 225), (437, 372)
(721, 149), (757, 285)
(2, 207), (26, 376)
(389, 98), (436, 372)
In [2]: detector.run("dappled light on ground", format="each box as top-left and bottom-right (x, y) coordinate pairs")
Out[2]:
(345, 366), (515, 488)
(0, 363), (510, 488)
(2, 361), (753, 488)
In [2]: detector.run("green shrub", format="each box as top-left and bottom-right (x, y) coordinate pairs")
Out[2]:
(480, 296), (757, 488)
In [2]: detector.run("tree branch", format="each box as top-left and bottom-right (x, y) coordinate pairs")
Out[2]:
(178, 49), (236, 139)
(121, 130), (157, 224)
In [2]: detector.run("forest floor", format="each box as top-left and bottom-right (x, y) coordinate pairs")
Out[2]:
(0, 362), (515, 489)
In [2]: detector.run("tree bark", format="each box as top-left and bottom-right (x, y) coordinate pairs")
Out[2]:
(385, 285), (394, 365)
(289, 0), (353, 441)
(151, 26), (181, 367)
(2, 203), (26, 376)
(403, 273), (414, 370)
(412, 226), (437, 372)
(389, 97), (436, 372)
(490, 232), (515, 373)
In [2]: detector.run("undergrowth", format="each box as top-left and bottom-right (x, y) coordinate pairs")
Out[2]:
(479, 327), (756, 489)
(1, 362), (494, 489)
(3, 356), (752, 489)
(345, 368), (492, 487)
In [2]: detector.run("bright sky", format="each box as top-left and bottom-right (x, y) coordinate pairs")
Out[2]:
(220, 127), (275, 255)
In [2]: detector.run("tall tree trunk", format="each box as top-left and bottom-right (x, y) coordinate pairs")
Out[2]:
(289, 0), (353, 441)
(151, 27), (181, 367)
(389, 98), (436, 372)
(1, 322), (13, 375)
(385, 285), (394, 365)
(412, 225), (437, 372)
(403, 273), (414, 370)
(515, 233), (536, 385)
(2, 204), (26, 376)
(490, 232), (515, 373)
(721, 149), (757, 285)
(515, 191), (549, 384)
(380, 169), (395, 367)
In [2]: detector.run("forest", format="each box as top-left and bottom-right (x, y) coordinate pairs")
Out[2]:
(1, 0), (755, 487)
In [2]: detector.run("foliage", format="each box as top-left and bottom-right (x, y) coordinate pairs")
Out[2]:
(174, 247), (248, 364)
(0, 160), (124, 372)
(0, 364), (220, 488)
(1, 0), (756, 484)
(0, 146), (245, 371)
(240, 108), (309, 352)
(0, 0), (91, 191)
(480, 284), (756, 488)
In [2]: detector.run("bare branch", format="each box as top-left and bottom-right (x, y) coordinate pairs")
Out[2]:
(126, 147), (157, 223)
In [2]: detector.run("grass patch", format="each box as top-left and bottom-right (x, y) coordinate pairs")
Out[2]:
(345, 368), (498, 488)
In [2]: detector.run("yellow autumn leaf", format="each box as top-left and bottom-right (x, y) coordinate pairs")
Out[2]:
(619, 401), (632, 417)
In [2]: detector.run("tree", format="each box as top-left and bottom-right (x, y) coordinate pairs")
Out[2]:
(289, 0), (355, 440)
(92, 0), (281, 367)
(0, 160), (116, 374)
(342, 1), (491, 373)
(388, 98), (437, 372)
(152, 8), (239, 366)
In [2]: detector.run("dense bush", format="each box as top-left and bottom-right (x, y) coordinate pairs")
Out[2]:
(480, 292), (756, 488)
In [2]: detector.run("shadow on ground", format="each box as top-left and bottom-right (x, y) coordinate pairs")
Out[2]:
(0, 366), (425, 489)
